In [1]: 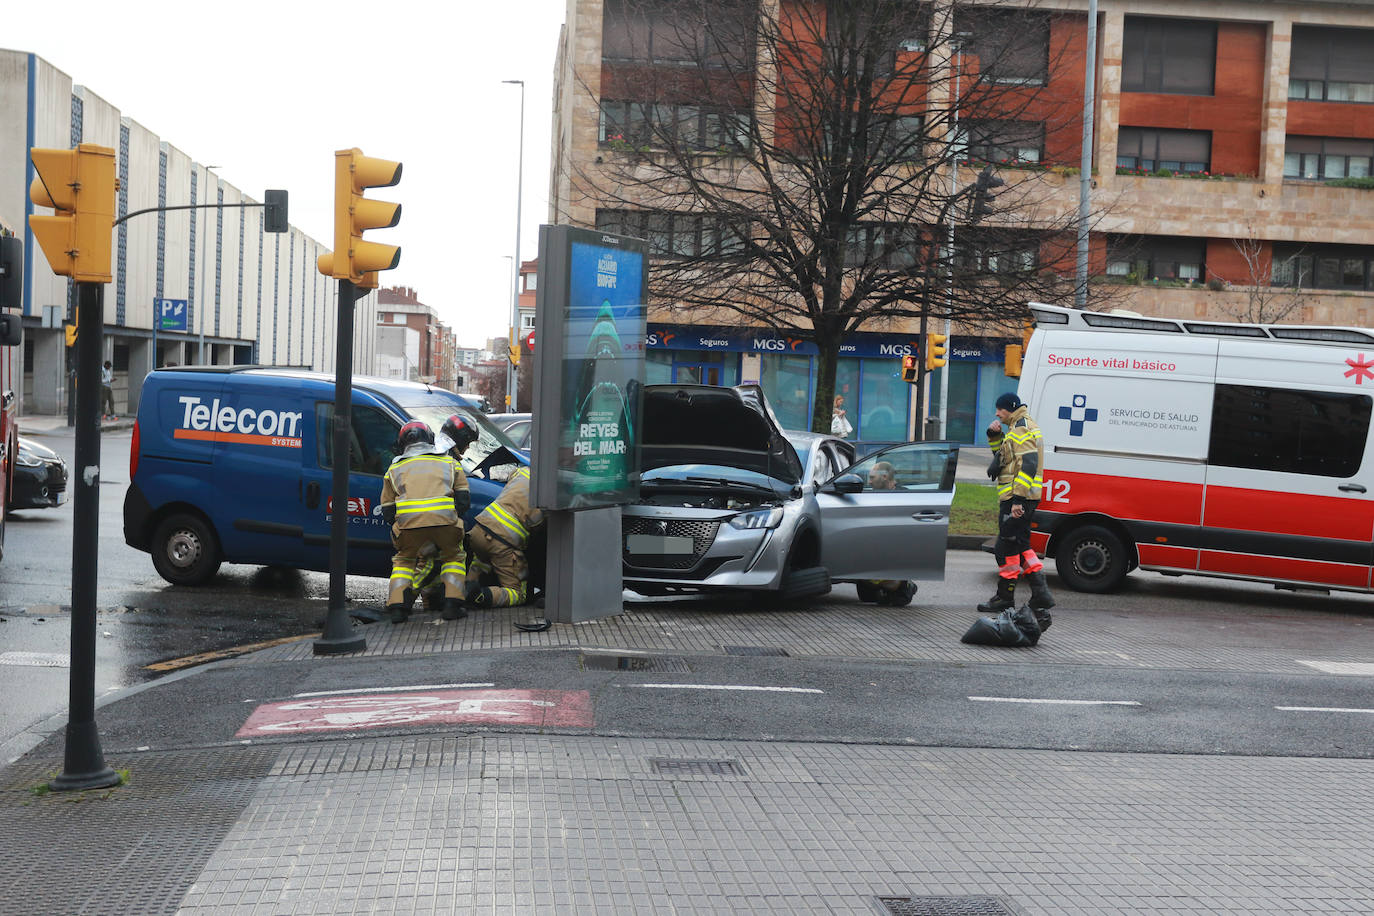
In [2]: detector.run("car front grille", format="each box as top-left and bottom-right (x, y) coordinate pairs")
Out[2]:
(623, 517), (720, 570)
(45, 463), (67, 494)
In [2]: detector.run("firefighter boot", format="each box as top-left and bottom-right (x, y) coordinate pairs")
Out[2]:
(440, 597), (467, 621)
(1024, 569), (1055, 612)
(387, 603), (410, 624)
(977, 575), (1016, 613)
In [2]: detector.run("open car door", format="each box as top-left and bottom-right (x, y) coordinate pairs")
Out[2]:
(817, 441), (959, 582)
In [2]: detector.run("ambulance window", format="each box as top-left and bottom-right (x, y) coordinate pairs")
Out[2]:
(318, 404), (400, 476)
(1208, 384), (1372, 477)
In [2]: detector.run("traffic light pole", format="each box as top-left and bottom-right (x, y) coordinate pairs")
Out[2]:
(51, 280), (120, 791)
(315, 278), (366, 656)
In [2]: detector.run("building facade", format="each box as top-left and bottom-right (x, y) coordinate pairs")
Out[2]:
(374, 286), (460, 389)
(0, 49), (377, 419)
(550, 0), (1374, 443)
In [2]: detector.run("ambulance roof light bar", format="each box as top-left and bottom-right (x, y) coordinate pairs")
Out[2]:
(1027, 301), (1374, 346)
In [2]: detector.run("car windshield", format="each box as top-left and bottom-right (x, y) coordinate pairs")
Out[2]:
(403, 404), (523, 472)
(642, 463), (784, 493)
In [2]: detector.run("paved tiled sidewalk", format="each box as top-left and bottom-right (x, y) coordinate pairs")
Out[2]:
(5, 735), (1370, 915)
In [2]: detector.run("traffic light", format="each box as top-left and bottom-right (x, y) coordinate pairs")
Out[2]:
(924, 333), (948, 372)
(0, 235), (21, 310)
(28, 144), (118, 282)
(969, 165), (1005, 222)
(263, 189), (289, 233)
(65, 323), (78, 347)
(317, 148), (402, 284)
(508, 332), (520, 367)
(1004, 344), (1023, 378)
(901, 353), (918, 383)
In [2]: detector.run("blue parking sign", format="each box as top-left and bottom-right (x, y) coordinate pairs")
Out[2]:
(156, 298), (188, 332)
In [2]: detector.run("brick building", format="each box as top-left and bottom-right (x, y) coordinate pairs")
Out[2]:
(550, 0), (1374, 443)
(374, 286), (459, 390)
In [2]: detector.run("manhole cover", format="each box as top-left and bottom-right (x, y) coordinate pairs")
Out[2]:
(877, 896), (1018, 916)
(581, 652), (692, 672)
(647, 757), (745, 777)
(721, 645), (789, 657)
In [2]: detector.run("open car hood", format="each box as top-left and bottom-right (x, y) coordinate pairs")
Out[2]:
(639, 384), (803, 485)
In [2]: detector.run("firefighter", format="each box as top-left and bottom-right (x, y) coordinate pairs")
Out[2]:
(408, 414), (482, 614)
(980, 392), (1055, 625)
(466, 465), (542, 608)
(379, 421), (469, 624)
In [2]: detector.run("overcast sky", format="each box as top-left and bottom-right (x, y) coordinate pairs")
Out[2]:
(5, 0), (567, 348)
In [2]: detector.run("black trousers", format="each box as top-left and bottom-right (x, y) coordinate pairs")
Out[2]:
(994, 499), (1039, 560)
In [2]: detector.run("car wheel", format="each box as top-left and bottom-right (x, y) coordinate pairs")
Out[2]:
(151, 513), (223, 586)
(1055, 525), (1129, 593)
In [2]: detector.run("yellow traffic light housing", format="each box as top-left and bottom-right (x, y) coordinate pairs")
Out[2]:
(29, 144), (118, 283)
(64, 323), (78, 347)
(901, 354), (918, 383)
(924, 333), (948, 372)
(1004, 343), (1023, 378)
(508, 341), (521, 367)
(317, 148), (402, 283)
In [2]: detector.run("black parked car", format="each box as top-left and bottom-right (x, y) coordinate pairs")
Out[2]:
(10, 437), (68, 510)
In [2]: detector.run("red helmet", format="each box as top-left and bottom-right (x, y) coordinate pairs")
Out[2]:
(396, 420), (434, 451)
(441, 414), (478, 454)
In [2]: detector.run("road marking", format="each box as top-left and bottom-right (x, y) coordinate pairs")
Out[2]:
(1276, 705), (1374, 714)
(969, 696), (1141, 706)
(237, 688), (593, 736)
(0, 651), (70, 668)
(293, 682), (494, 698)
(1296, 661), (1374, 676)
(631, 684), (824, 694)
(144, 634), (318, 672)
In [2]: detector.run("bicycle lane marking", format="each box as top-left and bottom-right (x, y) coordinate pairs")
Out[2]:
(236, 688), (593, 737)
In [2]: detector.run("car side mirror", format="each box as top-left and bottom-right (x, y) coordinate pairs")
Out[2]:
(829, 473), (865, 495)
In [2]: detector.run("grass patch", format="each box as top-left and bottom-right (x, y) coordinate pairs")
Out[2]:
(950, 482), (998, 537)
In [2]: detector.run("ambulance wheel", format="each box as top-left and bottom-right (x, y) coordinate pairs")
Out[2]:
(1055, 525), (1128, 593)
(152, 513), (223, 586)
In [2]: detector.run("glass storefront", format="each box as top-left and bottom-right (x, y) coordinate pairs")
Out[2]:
(758, 353), (812, 430)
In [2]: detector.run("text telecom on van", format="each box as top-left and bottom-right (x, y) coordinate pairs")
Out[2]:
(1019, 302), (1374, 595)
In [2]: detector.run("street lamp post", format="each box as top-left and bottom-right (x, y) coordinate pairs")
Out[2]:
(197, 164), (218, 364)
(503, 79), (525, 411)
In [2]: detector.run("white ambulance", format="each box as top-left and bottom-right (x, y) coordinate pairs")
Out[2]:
(1018, 301), (1374, 595)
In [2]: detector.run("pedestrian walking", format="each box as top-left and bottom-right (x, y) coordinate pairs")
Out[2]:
(830, 394), (853, 438)
(979, 392), (1054, 625)
(379, 421), (470, 624)
(466, 465), (543, 609)
(101, 360), (117, 420)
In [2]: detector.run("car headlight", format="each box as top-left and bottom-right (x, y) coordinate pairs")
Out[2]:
(16, 450), (43, 468)
(728, 507), (784, 530)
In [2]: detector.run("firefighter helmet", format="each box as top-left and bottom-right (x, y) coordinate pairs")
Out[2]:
(441, 414), (479, 455)
(396, 420), (434, 451)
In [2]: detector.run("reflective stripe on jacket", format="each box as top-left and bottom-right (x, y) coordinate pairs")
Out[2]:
(380, 453), (469, 530)
(474, 467), (542, 548)
(988, 406), (1044, 501)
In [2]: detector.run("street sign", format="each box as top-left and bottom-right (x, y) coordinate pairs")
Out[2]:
(156, 298), (188, 332)
(525, 330), (535, 352)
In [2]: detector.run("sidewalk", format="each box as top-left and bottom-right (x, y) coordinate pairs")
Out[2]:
(18, 413), (135, 434)
(2, 591), (1372, 914)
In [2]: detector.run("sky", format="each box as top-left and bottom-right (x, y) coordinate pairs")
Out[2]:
(4, 0), (568, 349)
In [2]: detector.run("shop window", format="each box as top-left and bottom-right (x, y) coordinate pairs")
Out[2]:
(1283, 137), (1374, 180)
(1116, 127), (1210, 174)
(1121, 17), (1217, 95)
(758, 354), (811, 431)
(1289, 26), (1374, 104)
(860, 359), (909, 441)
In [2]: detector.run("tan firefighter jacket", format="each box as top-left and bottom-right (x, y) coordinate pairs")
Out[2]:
(473, 467), (543, 549)
(987, 405), (1044, 503)
(380, 451), (469, 531)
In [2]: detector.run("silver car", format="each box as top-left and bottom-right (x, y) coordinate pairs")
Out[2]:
(622, 384), (957, 602)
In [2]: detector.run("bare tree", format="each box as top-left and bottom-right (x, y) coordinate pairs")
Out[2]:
(1213, 229), (1307, 324)
(571, 0), (1113, 434)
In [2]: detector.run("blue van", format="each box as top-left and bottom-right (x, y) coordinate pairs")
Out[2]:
(123, 366), (526, 585)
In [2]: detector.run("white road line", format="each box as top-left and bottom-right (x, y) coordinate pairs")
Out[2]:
(1296, 661), (1374, 676)
(969, 696), (1141, 706)
(1276, 705), (1374, 714)
(291, 682), (494, 698)
(632, 684), (824, 694)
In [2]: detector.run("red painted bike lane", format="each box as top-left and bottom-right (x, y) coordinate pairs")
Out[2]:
(236, 688), (593, 737)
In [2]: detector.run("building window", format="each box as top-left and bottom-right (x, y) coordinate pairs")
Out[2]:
(602, 0), (748, 67)
(1271, 244), (1374, 291)
(393, 313), (406, 324)
(523, 273), (538, 292)
(879, 115), (925, 161)
(958, 119), (1044, 165)
(956, 8), (1050, 86)
(1116, 127), (1211, 174)
(520, 313), (537, 331)
(1289, 26), (1374, 104)
(1106, 236), (1205, 281)
(1284, 137), (1374, 180)
(596, 209), (748, 259)
(1121, 17), (1217, 95)
(958, 232), (1040, 275)
(600, 99), (749, 152)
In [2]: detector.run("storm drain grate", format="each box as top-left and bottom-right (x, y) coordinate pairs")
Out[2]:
(877, 896), (1019, 916)
(647, 757), (746, 777)
(581, 652), (692, 672)
(721, 645), (789, 657)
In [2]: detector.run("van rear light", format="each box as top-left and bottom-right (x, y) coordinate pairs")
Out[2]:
(130, 420), (140, 479)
